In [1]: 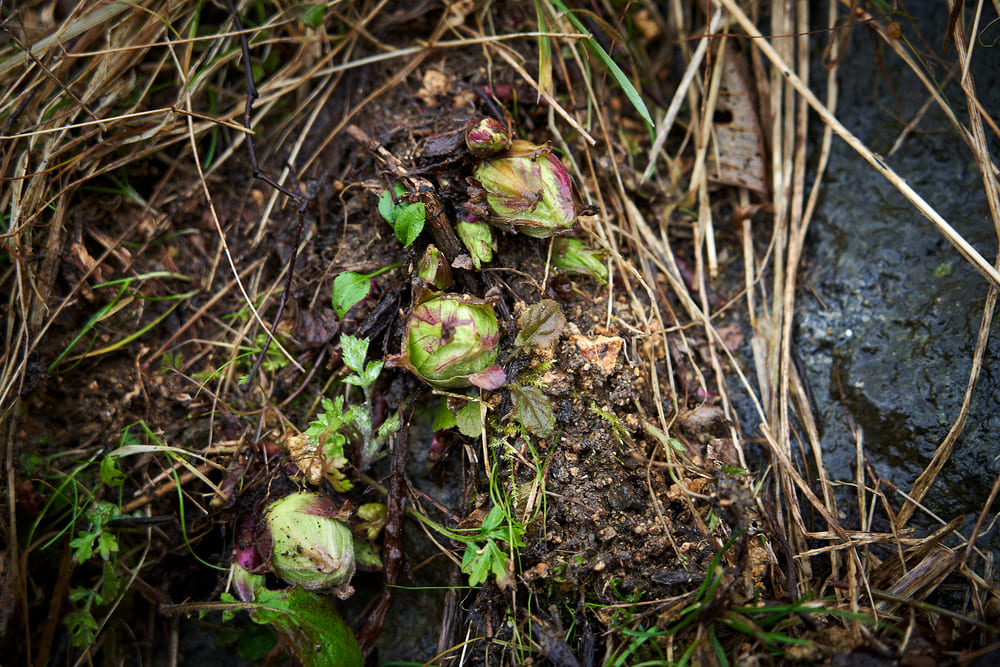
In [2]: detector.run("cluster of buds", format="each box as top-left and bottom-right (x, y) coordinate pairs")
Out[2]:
(387, 285), (505, 391)
(464, 116), (588, 239)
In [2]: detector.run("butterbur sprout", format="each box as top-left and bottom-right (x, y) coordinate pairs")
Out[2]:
(469, 139), (583, 239)
(260, 491), (356, 598)
(455, 213), (495, 270)
(233, 514), (265, 603)
(465, 117), (512, 158)
(417, 244), (452, 290)
(387, 291), (505, 390)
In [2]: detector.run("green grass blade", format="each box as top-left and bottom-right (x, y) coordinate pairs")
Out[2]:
(549, 0), (653, 129)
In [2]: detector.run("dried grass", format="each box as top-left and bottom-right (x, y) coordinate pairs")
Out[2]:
(2, 0), (999, 662)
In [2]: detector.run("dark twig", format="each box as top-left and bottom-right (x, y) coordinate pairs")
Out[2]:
(357, 408), (411, 655)
(226, 0), (309, 388)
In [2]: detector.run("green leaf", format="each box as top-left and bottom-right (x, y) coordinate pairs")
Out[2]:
(332, 272), (371, 319)
(100, 455), (126, 487)
(461, 538), (510, 587)
(456, 401), (483, 438)
(65, 608), (100, 649)
(481, 504), (505, 533)
(297, 3), (326, 29)
(345, 359), (383, 388)
(362, 360), (384, 386)
(96, 528), (119, 561)
(219, 592), (238, 622)
(432, 400), (457, 431)
(376, 414), (401, 441)
(70, 532), (97, 562)
(101, 560), (121, 601)
(249, 585), (364, 667)
(393, 202), (425, 248)
(305, 397), (354, 492)
(514, 299), (566, 350)
(511, 384), (555, 437)
(341, 335), (368, 375)
(377, 189), (396, 223)
(552, 237), (608, 283)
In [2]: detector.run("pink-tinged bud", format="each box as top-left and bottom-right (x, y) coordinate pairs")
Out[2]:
(387, 292), (505, 390)
(456, 213), (495, 270)
(232, 563), (266, 603)
(417, 244), (452, 290)
(470, 140), (581, 238)
(465, 117), (512, 158)
(260, 492), (356, 597)
(233, 515), (266, 602)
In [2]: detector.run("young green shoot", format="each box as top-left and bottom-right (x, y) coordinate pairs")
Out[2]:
(332, 263), (403, 319)
(378, 182), (425, 247)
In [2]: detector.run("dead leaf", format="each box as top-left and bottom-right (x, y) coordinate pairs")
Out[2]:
(569, 334), (624, 378)
(286, 433), (324, 485)
(419, 69), (451, 107)
(708, 43), (767, 194)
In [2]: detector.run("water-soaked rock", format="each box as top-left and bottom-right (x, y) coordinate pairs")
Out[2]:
(795, 2), (1000, 542)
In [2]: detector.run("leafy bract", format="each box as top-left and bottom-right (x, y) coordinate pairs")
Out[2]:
(226, 584), (363, 667)
(514, 299), (566, 350)
(511, 384), (556, 437)
(456, 400), (484, 438)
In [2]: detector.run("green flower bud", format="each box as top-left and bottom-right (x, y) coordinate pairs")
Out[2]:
(417, 244), (452, 290)
(262, 492), (356, 597)
(470, 140), (581, 239)
(465, 117), (512, 158)
(387, 292), (505, 390)
(456, 214), (495, 270)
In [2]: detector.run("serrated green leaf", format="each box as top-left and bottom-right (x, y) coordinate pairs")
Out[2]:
(341, 335), (368, 374)
(100, 455), (126, 487)
(101, 560), (120, 601)
(65, 609), (100, 649)
(332, 272), (371, 319)
(514, 299), (566, 350)
(70, 532), (97, 562)
(362, 360), (384, 386)
(342, 374), (364, 387)
(96, 529), (119, 561)
(461, 542), (492, 587)
(377, 414), (401, 441)
(220, 593), (238, 622)
(511, 384), (555, 437)
(393, 202), (425, 247)
(456, 401), (483, 438)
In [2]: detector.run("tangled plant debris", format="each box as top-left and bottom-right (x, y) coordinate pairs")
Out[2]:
(6, 2), (1000, 666)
